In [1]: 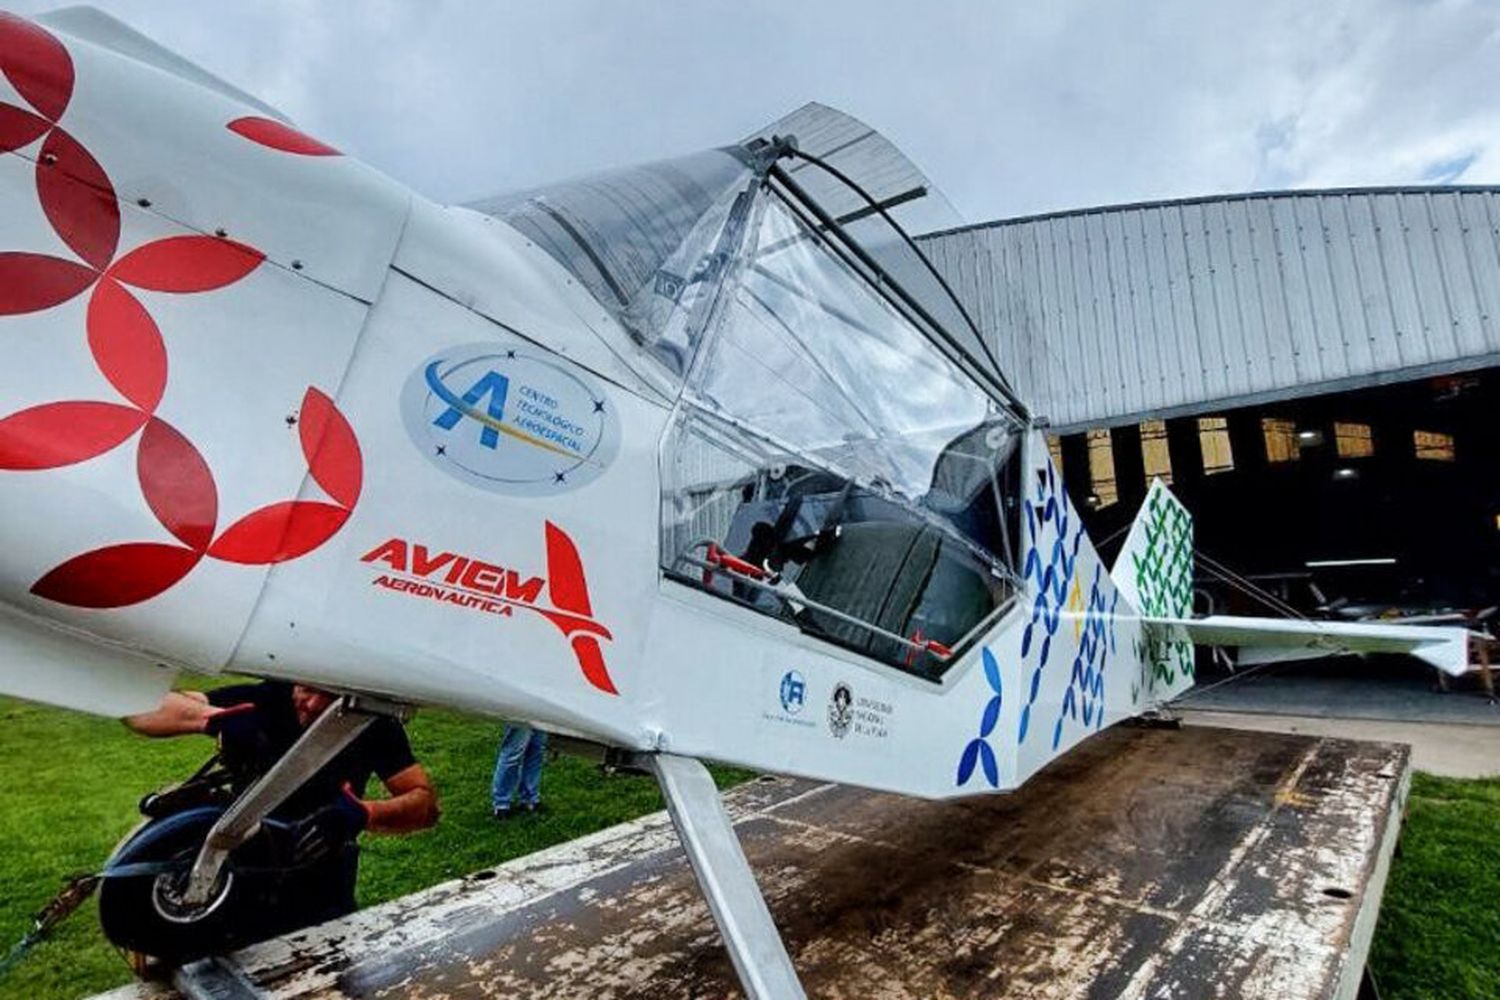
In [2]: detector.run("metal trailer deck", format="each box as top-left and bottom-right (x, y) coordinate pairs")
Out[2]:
(96, 724), (1408, 1000)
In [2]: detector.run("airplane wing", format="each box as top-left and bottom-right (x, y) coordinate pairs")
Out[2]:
(1145, 614), (1471, 676)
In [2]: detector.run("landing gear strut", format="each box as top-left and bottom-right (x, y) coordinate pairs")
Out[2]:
(643, 753), (808, 1000)
(178, 694), (407, 909)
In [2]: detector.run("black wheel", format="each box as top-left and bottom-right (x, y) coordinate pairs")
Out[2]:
(98, 807), (279, 963)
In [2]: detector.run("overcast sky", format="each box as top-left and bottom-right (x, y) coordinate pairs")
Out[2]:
(12, 1), (1500, 226)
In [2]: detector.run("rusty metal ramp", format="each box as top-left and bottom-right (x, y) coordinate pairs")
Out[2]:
(96, 724), (1408, 1000)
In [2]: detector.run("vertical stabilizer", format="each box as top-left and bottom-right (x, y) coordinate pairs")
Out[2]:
(1112, 479), (1196, 705)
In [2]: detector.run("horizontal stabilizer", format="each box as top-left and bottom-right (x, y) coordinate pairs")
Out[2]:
(1146, 615), (1470, 677)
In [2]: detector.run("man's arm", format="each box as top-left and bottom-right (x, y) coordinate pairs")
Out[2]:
(360, 764), (439, 834)
(123, 690), (214, 737)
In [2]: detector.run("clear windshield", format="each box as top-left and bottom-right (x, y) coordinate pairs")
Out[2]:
(662, 189), (1026, 677)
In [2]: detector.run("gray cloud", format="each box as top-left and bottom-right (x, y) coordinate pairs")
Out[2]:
(10, 0), (1498, 225)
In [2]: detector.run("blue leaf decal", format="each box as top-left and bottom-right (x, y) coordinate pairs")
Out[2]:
(982, 648), (1003, 695)
(979, 741), (999, 787)
(1018, 705), (1032, 743)
(957, 738), (982, 785)
(980, 695), (1002, 738)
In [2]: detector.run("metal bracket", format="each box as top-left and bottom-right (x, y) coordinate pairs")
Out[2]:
(643, 753), (806, 1000)
(180, 694), (406, 907)
(172, 955), (268, 1000)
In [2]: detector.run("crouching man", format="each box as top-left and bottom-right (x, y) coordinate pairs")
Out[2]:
(125, 680), (439, 927)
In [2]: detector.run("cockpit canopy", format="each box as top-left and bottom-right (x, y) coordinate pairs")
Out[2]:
(475, 104), (1029, 679)
(471, 147), (751, 385)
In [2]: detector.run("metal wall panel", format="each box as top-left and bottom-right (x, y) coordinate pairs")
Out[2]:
(919, 188), (1500, 431)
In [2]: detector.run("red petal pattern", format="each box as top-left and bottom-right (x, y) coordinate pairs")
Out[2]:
(138, 417), (218, 550)
(37, 127), (119, 269)
(31, 542), (202, 608)
(227, 116), (340, 156)
(108, 235), (264, 293)
(207, 501), (350, 565)
(0, 252), (97, 315)
(0, 401), (144, 470)
(0, 102), (48, 153)
(0, 19), (363, 606)
(86, 279), (166, 411)
(0, 13), (74, 120)
(298, 387), (362, 508)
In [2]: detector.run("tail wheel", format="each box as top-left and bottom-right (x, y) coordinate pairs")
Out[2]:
(98, 807), (273, 964)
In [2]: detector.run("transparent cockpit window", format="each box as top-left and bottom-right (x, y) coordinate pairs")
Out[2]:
(472, 148), (755, 384)
(662, 195), (1026, 678)
(742, 104), (1001, 392)
(840, 207), (1002, 391)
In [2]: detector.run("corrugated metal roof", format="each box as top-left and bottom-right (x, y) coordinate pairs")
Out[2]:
(918, 187), (1500, 431)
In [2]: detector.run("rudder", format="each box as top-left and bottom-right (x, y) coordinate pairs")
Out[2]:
(1112, 479), (1195, 705)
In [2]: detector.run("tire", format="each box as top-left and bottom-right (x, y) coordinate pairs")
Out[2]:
(97, 806), (280, 963)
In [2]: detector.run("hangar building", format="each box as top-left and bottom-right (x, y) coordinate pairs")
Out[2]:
(919, 187), (1500, 613)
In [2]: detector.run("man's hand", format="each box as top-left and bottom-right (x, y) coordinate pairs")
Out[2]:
(123, 691), (214, 737)
(290, 784), (370, 864)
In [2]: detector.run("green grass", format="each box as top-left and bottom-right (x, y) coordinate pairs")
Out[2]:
(0, 692), (741, 1000)
(0, 695), (1495, 1000)
(1368, 773), (1500, 1000)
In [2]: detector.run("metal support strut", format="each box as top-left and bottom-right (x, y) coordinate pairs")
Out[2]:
(644, 753), (807, 1000)
(180, 694), (406, 908)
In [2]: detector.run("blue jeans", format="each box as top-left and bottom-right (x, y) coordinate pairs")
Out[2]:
(490, 725), (547, 811)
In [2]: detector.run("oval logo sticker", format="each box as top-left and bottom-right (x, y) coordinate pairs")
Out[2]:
(401, 343), (620, 495)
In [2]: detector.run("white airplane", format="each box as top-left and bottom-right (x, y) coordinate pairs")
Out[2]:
(0, 9), (1470, 997)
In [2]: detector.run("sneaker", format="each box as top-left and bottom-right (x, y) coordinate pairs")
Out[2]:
(521, 802), (547, 816)
(492, 807), (513, 821)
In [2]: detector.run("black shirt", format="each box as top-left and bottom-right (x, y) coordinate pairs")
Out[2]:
(207, 682), (417, 820)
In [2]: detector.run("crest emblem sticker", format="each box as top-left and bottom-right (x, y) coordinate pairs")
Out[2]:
(827, 682), (853, 738)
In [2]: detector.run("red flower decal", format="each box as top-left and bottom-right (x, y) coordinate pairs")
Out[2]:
(37, 127), (120, 270)
(0, 252), (97, 315)
(298, 387), (363, 508)
(0, 11), (75, 121)
(2, 16), (364, 611)
(208, 501), (351, 565)
(87, 279), (166, 411)
(31, 542), (202, 609)
(0, 103), (48, 153)
(108, 235), (264, 293)
(0, 401), (145, 470)
(227, 116), (340, 157)
(137, 417), (217, 551)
